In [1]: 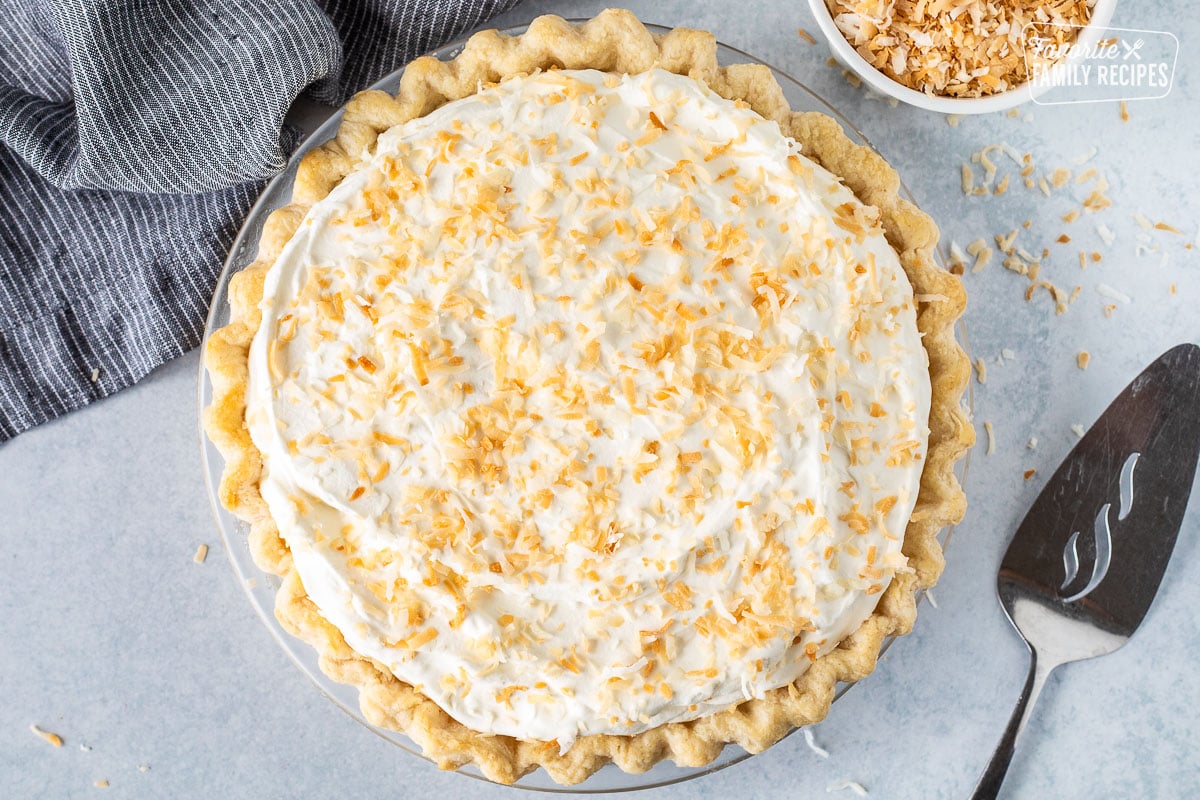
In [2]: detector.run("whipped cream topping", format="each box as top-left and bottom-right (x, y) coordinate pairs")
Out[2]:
(246, 68), (930, 748)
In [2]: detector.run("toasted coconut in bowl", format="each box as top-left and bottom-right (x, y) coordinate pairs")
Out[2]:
(806, 0), (1118, 113)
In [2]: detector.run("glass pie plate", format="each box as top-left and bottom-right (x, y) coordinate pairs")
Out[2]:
(197, 20), (971, 794)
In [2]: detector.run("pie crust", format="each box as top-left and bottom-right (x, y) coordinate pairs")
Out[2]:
(204, 9), (973, 785)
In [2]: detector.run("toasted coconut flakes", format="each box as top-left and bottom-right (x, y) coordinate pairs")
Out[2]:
(193, 544), (209, 564)
(973, 357), (987, 385)
(924, 587), (939, 608)
(1077, 351), (1090, 370)
(995, 229), (1018, 253)
(89, 368), (100, 383)
(974, 248), (993, 272)
(1096, 224), (1116, 245)
(1134, 212), (1153, 230)
(1097, 283), (1131, 304)
(1025, 281), (1070, 314)
(827, 780), (869, 797)
(960, 165), (974, 194)
(804, 728), (830, 758)
(95, 781), (110, 788)
(1072, 424), (1087, 438)
(797, 27), (816, 45)
(1062, 210), (1080, 224)
(1155, 221), (1182, 234)
(984, 422), (996, 456)
(31, 725), (63, 747)
(1027, 437), (1038, 450)
(946, 115), (962, 128)
(1024, 469), (1037, 481)
(1120, 101), (1130, 123)
(1037, 176), (1051, 197)
(825, 0), (1093, 97)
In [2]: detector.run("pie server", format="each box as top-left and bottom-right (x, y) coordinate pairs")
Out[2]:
(971, 343), (1200, 799)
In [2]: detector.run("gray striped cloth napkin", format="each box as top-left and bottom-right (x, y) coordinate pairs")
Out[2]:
(0, 0), (519, 441)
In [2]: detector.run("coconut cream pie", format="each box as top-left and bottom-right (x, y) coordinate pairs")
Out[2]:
(205, 10), (972, 785)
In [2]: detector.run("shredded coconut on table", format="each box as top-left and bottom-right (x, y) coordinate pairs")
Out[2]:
(1097, 283), (1131, 304)
(30, 724), (63, 747)
(804, 728), (831, 758)
(827, 779), (869, 796)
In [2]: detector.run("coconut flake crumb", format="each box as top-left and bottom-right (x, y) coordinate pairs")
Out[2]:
(973, 357), (987, 385)
(1027, 437), (1038, 450)
(925, 587), (939, 608)
(946, 114), (961, 128)
(89, 368), (100, 383)
(1071, 424), (1087, 438)
(1077, 351), (1090, 370)
(797, 27), (817, 45)
(984, 422), (996, 456)
(138, 765), (150, 773)
(30, 725), (63, 747)
(1001, 348), (1017, 361)
(193, 544), (209, 564)
(828, 780), (869, 797)
(1097, 283), (1131, 304)
(950, 240), (968, 268)
(94, 780), (110, 789)
(804, 728), (831, 758)
(1096, 224), (1116, 246)
(1069, 146), (1098, 166)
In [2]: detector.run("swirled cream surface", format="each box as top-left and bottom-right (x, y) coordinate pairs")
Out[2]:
(246, 68), (930, 747)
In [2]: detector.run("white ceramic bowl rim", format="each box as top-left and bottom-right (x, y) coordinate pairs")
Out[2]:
(805, 0), (1119, 114)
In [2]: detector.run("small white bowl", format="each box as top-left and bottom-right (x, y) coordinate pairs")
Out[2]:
(805, 0), (1118, 114)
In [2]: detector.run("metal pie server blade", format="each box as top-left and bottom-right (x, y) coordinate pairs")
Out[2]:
(971, 343), (1200, 799)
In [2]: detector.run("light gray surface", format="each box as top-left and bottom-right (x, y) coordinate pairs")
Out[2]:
(2, 1), (1198, 797)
